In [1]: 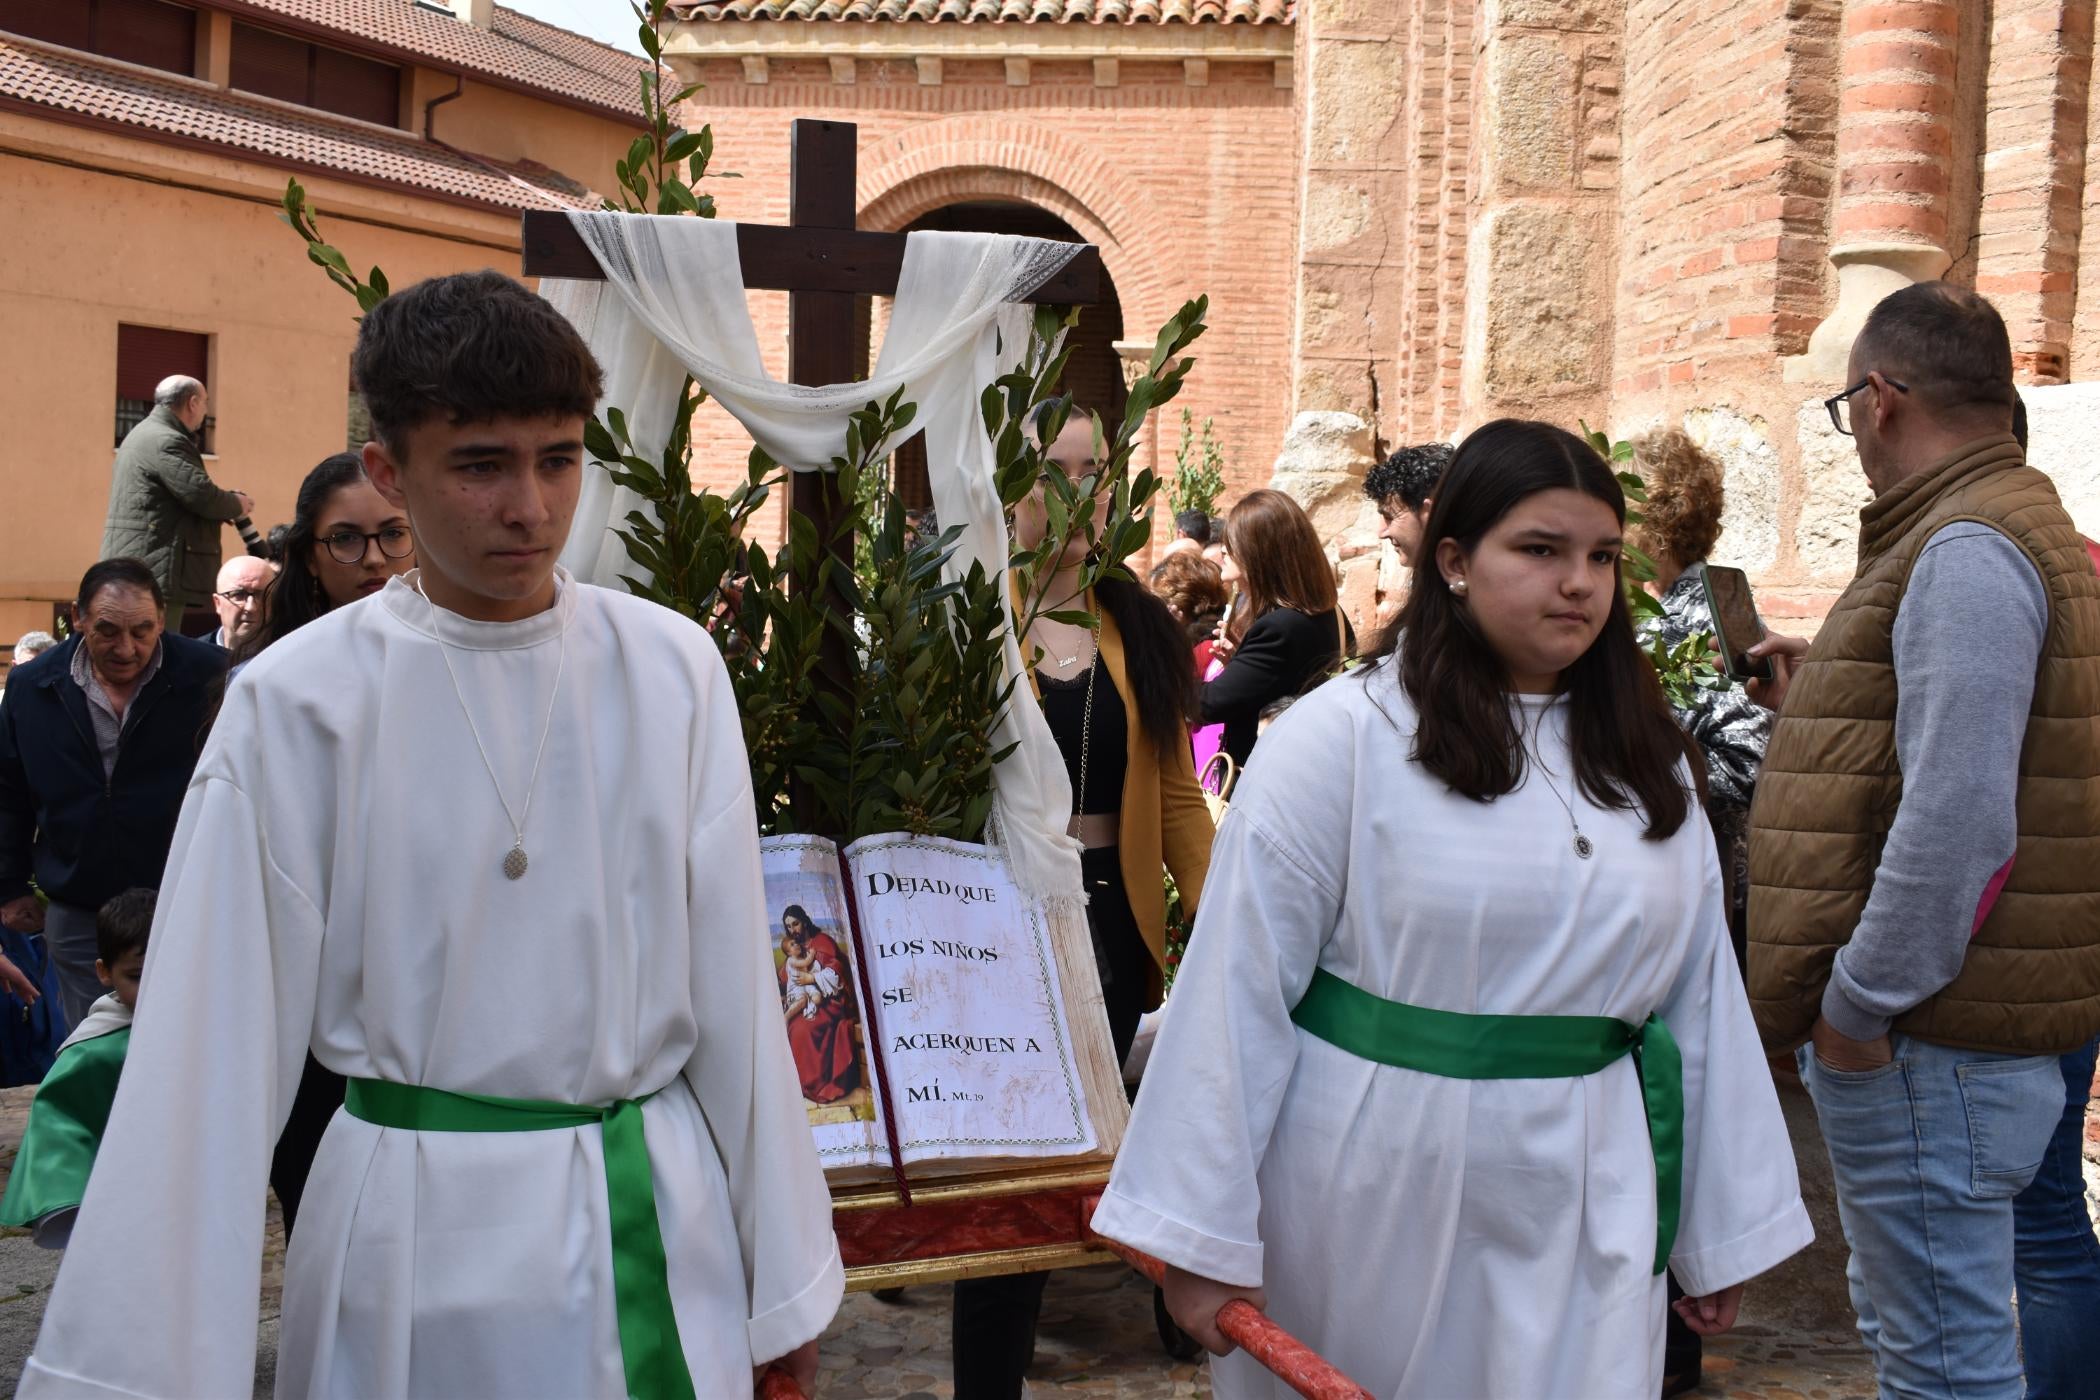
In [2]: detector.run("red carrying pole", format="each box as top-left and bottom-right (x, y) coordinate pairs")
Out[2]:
(1088, 1234), (1377, 1400)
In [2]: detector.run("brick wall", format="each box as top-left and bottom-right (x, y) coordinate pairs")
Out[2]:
(1979, 0), (2097, 383)
(1615, 0), (1838, 400)
(669, 52), (1301, 532)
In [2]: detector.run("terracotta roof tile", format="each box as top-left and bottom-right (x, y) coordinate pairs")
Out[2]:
(216, 0), (647, 115)
(669, 0), (1290, 21)
(0, 38), (598, 212)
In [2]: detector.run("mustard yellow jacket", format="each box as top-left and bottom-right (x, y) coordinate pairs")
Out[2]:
(1019, 588), (1214, 992)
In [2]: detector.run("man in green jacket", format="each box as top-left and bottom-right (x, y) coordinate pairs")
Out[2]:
(100, 377), (252, 626)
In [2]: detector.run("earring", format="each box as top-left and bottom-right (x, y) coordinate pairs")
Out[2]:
(1450, 579), (1468, 596)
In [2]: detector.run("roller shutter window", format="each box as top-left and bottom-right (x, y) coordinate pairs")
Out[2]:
(230, 22), (402, 127)
(229, 21), (309, 106)
(313, 44), (400, 127)
(7, 0), (92, 52)
(97, 0), (196, 72)
(116, 325), (210, 452)
(7, 0), (195, 75)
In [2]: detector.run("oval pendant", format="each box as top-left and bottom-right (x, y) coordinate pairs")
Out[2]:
(503, 845), (529, 880)
(1574, 834), (1595, 860)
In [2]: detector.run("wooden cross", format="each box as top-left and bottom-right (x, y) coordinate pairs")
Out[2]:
(521, 117), (1102, 623)
(522, 118), (1101, 833)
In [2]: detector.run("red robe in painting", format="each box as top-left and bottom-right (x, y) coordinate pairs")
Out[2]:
(781, 932), (860, 1104)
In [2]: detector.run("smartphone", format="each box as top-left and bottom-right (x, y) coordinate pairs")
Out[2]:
(1698, 563), (1772, 683)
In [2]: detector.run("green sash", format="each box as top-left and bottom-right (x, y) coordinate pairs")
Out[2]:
(1290, 966), (1683, 1275)
(344, 1078), (695, 1400)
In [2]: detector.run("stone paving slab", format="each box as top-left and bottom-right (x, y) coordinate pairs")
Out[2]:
(3, 1078), (2074, 1398)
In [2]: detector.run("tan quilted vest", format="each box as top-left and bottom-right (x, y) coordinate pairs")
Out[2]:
(1746, 434), (2100, 1055)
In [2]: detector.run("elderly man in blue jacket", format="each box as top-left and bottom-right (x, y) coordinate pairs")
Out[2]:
(0, 558), (225, 1023)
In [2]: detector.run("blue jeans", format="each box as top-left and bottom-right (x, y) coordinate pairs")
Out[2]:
(1800, 1035), (2063, 1400)
(2011, 1035), (2100, 1400)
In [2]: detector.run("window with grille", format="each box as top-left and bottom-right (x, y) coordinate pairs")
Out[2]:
(116, 325), (211, 453)
(6, 0), (197, 75)
(230, 22), (401, 127)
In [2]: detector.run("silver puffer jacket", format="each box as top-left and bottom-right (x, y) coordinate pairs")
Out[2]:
(1641, 569), (1773, 812)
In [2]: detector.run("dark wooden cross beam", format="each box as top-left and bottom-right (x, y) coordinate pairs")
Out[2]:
(522, 117), (1100, 547)
(521, 119), (1103, 831)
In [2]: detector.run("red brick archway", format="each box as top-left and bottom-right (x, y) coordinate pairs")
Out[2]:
(856, 122), (1171, 336)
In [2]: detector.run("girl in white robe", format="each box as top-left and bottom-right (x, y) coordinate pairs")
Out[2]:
(1091, 419), (1812, 1398)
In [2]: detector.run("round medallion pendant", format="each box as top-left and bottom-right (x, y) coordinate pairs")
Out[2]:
(1573, 834), (1595, 860)
(503, 845), (529, 880)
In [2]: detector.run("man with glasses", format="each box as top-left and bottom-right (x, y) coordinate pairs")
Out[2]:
(207, 555), (277, 650)
(1744, 281), (2100, 1399)
(101, 376), (255, 636)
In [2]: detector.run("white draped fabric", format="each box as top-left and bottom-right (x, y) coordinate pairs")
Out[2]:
(544, 215), (1085, 910)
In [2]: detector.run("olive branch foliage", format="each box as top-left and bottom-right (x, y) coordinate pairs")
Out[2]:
(276, 0), (1210, 842)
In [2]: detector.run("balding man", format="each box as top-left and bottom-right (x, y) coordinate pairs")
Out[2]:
(1747, 283), (2100, 1398)
(208, 555), (276, 651)
(101, 375), (253, 628)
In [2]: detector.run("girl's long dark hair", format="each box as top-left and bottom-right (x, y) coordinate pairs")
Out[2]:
(1094, 574), (1198, 758)
(230, 453), (370, 668)
(1366, 419), (1699, 841)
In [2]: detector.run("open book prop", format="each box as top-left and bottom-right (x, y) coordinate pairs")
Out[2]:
(763, 835), (1127, 1185)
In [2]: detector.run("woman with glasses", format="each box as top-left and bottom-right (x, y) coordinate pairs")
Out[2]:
(235, 453), (416, 663)
(226, 453), (415, 1236)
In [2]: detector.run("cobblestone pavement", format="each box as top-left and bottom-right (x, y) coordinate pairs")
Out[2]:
(2, 1079), (2084, 1399)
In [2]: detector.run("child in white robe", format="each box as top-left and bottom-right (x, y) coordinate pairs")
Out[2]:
(1091, 419), (1812, 1398)
(19, 272), (842, 1400)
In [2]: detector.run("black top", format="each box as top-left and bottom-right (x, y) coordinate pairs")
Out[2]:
(1037, 662), (1128, 817)
(1201, 606), (1350, 769)
(0, 632), (227, 909)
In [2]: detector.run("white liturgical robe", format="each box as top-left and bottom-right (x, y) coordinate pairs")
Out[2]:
(20, 570), (844, 1399)
(1092, 668), (1812, 1398)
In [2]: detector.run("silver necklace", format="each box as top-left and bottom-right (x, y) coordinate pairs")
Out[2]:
(417, 578), (569, 880)
(1523, 708), (1593, 860)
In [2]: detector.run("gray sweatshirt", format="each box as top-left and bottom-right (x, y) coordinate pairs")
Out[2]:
(1820, 520), (2050, 1042)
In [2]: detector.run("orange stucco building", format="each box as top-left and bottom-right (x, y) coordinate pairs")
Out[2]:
(11, 0), (2100, 664)
(0, 0), (645, 660)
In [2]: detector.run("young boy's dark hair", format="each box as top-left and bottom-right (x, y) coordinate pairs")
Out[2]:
(1363, 442), (1455, 511)
(350, 270), (603, 451)
(96, 888), (155, 969)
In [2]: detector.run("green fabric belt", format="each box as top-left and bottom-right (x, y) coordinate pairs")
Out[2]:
(344, 1077), (695, 1400)
(1290, 966), (1683, 1275)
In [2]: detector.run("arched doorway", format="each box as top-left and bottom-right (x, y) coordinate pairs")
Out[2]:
(872, 200), (1127, 509)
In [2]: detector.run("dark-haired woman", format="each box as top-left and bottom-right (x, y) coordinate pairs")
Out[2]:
(1202, 489), (1351, 769)
(232, 453), (415, 1236)
(233, 454), (415, 664)
(951, 409), (1215, 1400)
(1092, 420), (1810, 1398)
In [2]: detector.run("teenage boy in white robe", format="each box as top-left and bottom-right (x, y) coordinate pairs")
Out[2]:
(19, 270), (842, 1399)
(1092, 419), (1811, 1398)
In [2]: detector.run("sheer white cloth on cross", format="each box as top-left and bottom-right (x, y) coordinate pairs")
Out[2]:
(541, 213), (1086, 910)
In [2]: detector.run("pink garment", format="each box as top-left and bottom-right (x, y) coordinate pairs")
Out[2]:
(1191, 653), (1227, 784)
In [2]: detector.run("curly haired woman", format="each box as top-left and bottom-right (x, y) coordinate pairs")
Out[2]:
(1628, 425), (1775, 1399)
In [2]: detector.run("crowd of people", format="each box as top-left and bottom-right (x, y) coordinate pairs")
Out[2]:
(0, 271), (2090, 1400)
